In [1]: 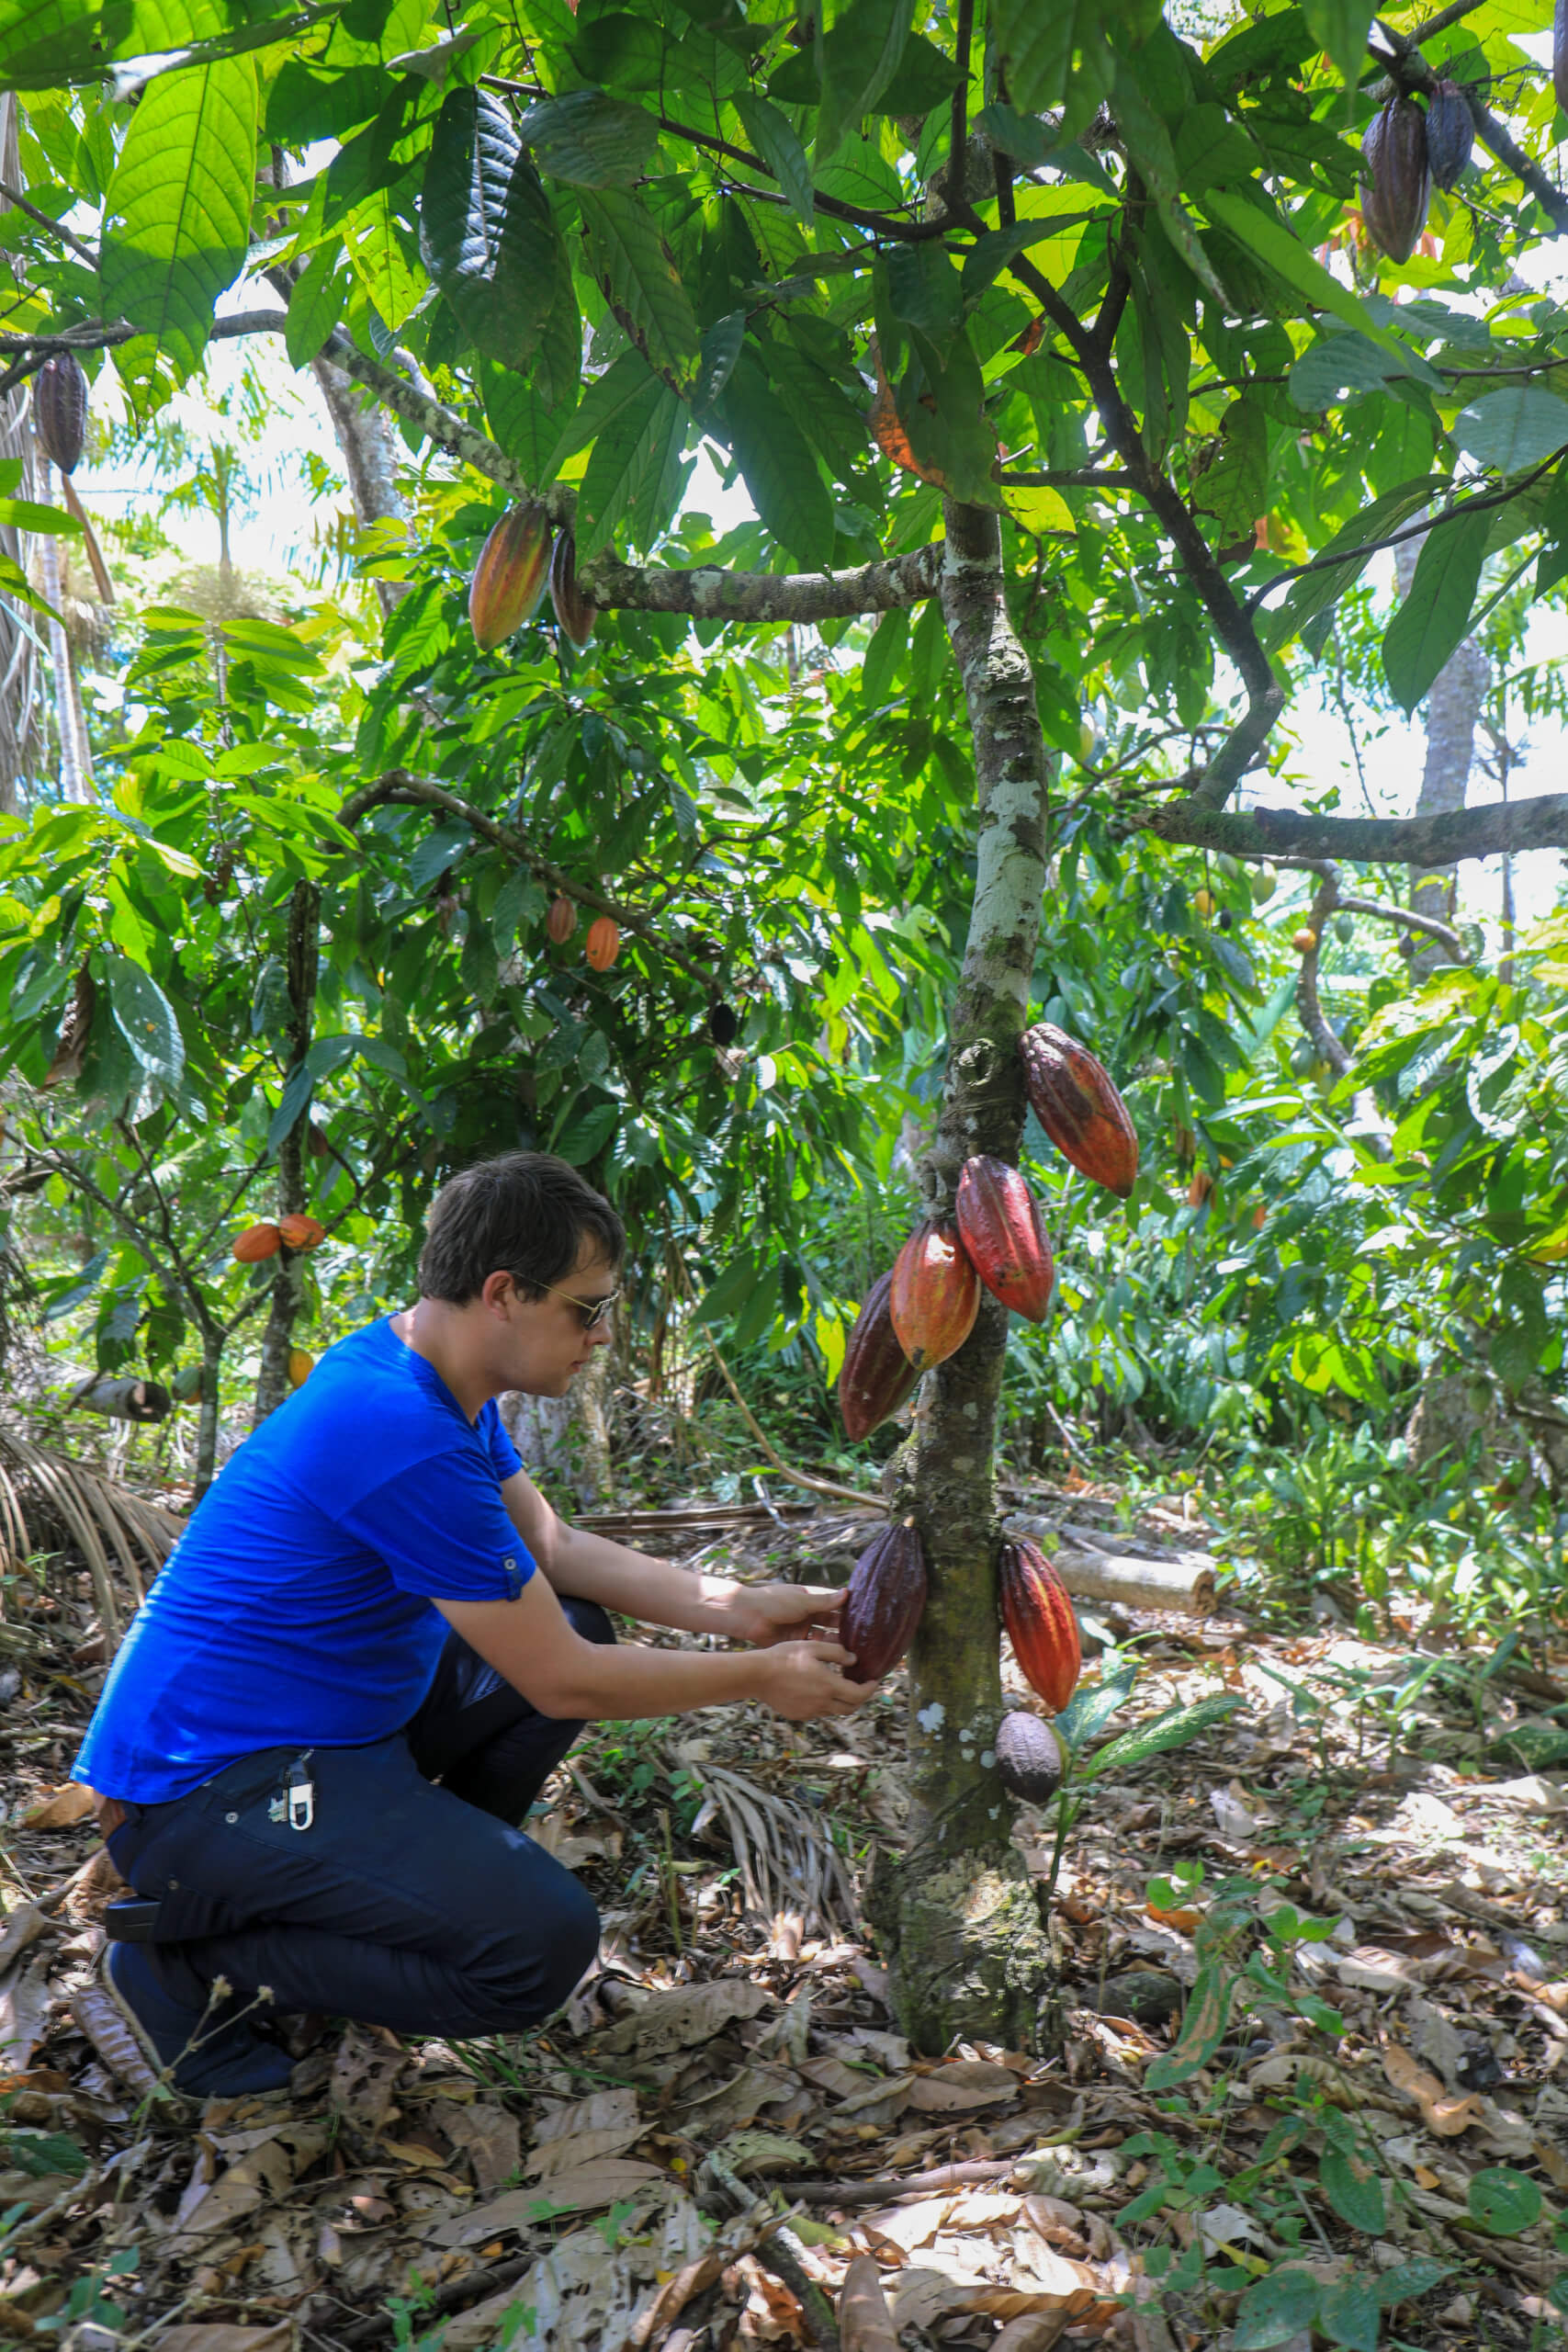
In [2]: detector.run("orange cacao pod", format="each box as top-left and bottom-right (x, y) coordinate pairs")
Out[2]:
(955, 1155), (1055, 1323)
(841, 1518), (928, 1684)
(1292, 929), (1318, 955)
(996, 1710), (1066, 1803)
(889, 1218), (980, 1373)
(232, 1222), (281, 1263)
(1188, 1169), (1213, 1207)
(999, 1537), (1082, 1713)
(288, 1348), (314, 1387)
(547, 895), (577, 944)
(1020, 1023), (1139, 1199)
(838, 1269), (919, 1440)
(468, 502), (552, 650)
(549, 530), (597, 648)
(585, 915), (620, 970)
(278, 1213), (326, 1250)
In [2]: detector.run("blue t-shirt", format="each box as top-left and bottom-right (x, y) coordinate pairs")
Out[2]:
(73, 1317), (533, 1803)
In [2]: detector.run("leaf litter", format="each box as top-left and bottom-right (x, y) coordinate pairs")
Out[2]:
(5, 1493), (1568, 2348)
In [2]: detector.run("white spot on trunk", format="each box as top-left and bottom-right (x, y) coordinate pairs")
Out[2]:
(916, 1702), (946, 1734)
(981, 1749), (996, 1769)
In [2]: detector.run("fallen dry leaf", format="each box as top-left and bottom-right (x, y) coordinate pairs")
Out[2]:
(21, 1782), (96, 1828)
(839, 2254), (899, 2352)
(598, 1978), (769, 2056)
(1381, 2041), (1483, 2136)
(149, 2327), (295, 2352)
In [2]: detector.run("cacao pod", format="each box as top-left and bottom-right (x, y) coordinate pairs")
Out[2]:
(288, 1348), (314, 1388)
(1019, 1023), (1139, 1200)
(232, 1222), (281, 1262)
(838, 1269), (919, 1440)
(1335, 910), (1355, 943)
(996, 1711), (1066, 1804)
(708, 1001), (739, 1046)
(277, 1214), (326, 1250)
(1252, 1201), (1267, 1231)
(1249, 862), (1278, 904)
(468, 502), (552, 650)
(841, 1518), (927, 1684)
(547, 895), (577, 944)
(954, 1155), (1055, 1324)
(1427, 78), (1473, 192)
(548, 530), (597, 648)
(1359, 94), (1430, 264)
(1292, 928), (1318, 955)
(171, 1363), (203, 1403)
(1192, 886), (1214, 919)
(998, 1537), (1082, 1713)
(585, 914), (620, 970)
(1188, 1168), (1213, 1207)
(34, 351), (87, 476)
(1289, 1035), (1315, 1079)
(889, 1218), (981, 1373)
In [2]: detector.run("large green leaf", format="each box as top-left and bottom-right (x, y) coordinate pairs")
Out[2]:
(815, 0), (914, 162)
(419, 86), (561, 369)
(1077, 1692), (1245, 1781)
(517, 88), (660, 186)
(103, 952), (184, 1090)
(577, 189), (701, 382)
(734, 93), (814, 222)
(1259, 474), (1446, 655)
(1202, 186), (1397, 353)
(0, 0), (131, 84)
(990, 0), (1088, 114)
(1233, 2267), (1322, 2351)
(1190, 397), (1268, 542)
(98, 52), (257, 385)
(576, 374), (684, 560)
(480, 359), (572, 483)
(1381, 506), (1490, 713)
(720, 349), (835, 567)
(1450, 387), (1568, 474)
(284, 241), (349, 368)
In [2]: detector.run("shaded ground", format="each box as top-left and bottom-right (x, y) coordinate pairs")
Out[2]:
(5, 1486), (1568, 2350)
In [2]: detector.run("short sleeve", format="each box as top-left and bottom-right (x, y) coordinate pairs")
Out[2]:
(335, 1446), (535, 1602)
(479, 1399), (524, 1482)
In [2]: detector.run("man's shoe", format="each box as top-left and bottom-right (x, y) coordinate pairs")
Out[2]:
(102, 1941), (295, 2098)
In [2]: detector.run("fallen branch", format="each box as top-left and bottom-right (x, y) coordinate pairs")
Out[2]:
(1006, 1517), (1218, 1617)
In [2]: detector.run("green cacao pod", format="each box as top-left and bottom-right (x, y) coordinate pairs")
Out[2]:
(996, 1711), (1066, 1804)
(1249, 862), (1278, 905)
(35, 351), (87, 476)
(1335, 910), (1355, 944)
(889, 1217), (981, 1373)
(469, 502), (552, 650)
(1359, 94), (1430, 264)
(955, 1155), (1055, 1323)
(1426, 79), (1473, 192)
(548, 529), (597, 649)
(999, 1537), (1082, 1713)
(841, 1518), (927, 1684)
(1020, 1023), (1139, 1200)
(838, 1269), (919, 1440)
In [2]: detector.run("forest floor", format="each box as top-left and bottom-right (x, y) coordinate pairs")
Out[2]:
(6, 1477), (1568, 2352)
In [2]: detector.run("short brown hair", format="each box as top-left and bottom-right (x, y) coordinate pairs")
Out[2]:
(418, 1152), (624, 1306)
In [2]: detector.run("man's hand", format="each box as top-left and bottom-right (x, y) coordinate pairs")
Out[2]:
(753, 1640), (874, 1720)
(713, 1579), (845, 1648)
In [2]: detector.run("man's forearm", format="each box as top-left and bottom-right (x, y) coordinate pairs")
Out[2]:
(550, 1637), (771, 1720)
(545, 1521), (739, 1634)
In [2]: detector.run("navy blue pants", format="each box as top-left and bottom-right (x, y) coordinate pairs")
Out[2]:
(106, 1600), (613, 2042)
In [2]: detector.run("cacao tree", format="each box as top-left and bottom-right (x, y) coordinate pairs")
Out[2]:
(9, 0), (1568, 2044)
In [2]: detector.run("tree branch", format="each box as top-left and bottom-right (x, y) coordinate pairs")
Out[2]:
(1245, 458), (1560, 616)
(585, 540), (942, 620)
(1145, 791), (1568, 866)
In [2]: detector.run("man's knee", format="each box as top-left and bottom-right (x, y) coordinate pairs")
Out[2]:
(559, 1595), (615, 1648)
(476, 1866), (600, 2024)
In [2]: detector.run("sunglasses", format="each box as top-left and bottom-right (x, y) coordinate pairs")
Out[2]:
(538, 1282), (620, 1333)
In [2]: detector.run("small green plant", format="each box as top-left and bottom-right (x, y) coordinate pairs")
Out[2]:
(34, 2245), (139, 2336)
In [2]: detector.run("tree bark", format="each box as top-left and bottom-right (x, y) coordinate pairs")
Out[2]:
(1393, 537), (1488, 978)
(874, 499), (1053, 2053)
(34, 458), (91, 803)
(0, 96), (39, 814)
(310, 355), (411, 618)
(254, 880), (319, 1421)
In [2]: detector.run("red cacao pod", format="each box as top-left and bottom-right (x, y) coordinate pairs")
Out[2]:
(232, 1222), (281, 1263)
(277, 1213), (326, 1250)
(999, 1537), (1082, 1713)
(1359, 94), (1430, 265)
(841, 1518), (927, 1684)
(996, 1710), (1066, 1804)
(35, 351), (87, 475)
(549, 529), (597, 648)
(585, 914), (620, 970)
(838, 1270), (919, 1440)
(1019, 1023), (1139, 1199)
(547, 895), (577, 944)
(889, 1219), (980, 1373)
(468, 502), (552, 650)
(955, 1155), (1055, 1323)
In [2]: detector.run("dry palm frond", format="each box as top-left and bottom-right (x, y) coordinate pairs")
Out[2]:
(0, 1426), (183, 1640)
(681, 1753), (857, 1942)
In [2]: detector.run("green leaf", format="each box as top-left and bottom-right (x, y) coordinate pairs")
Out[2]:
(1317, 2277), (1380, 2352)
(576, 375), (683, 560)
(103, 952), (184, 1090)
(1190, 397), (1268, 542)
(1201, 187), (1398, 354)
(577, 188), (701, 382)
(1450, 387), (1568, 474)
(693, 310), (746, 415)
(555, 1098), (619, 1164)
(284, 240), (349, 368)
(1469, 2165), (1543, 2235)
(720, 349), (835, 568)
(734, 92), (814, 221)
(1055, 1660), (1139, 1756)
(1233, 2267), (1322, 2351)
(0, 2130), (88, 2179)
(1260, 474), (1446, 654)
(1302, 0), (1372, 99)
(546, 348), (660, 475)
(0, 0), (133, 85)
(861, 606), (908, 706)
(1374, 2257), (1457, 2309)
(887, 242), (963, 338)
(420, 87), (561, 369)
(98, 53), (258, 385)
(815, 0), (914, 162)
(1145, 1959), (1236, 2089)
(1111, 60), (1229, 306)
(492, 867), (547, 949)
(1320, 2147), (1387, 2234)
(480, 360), (570, 482)
(0, 496), (81, 536)
(1077, 1692), (1244, 1781)
(992, 0), (1093, 114)
(517, 88), (660, 186)
(267, 1058), (314, 1156)
(1381, 506), (1490, 714)
(1289, 330), (1404, 410)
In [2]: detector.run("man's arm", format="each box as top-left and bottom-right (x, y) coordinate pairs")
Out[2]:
(434, 1571), (872, 1723)
(498, 1468), (843, 1647)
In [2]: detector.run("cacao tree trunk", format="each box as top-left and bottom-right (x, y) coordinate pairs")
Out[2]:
(194, 1327), (225, 1501)
(35, 458), (91, 804)
(0, 97), (39, 813)
(1393, 536), (1487, 978)
(310, 356), (411, 618)
(254, 881), (320, 1421)
(877, 500), (1053, 2052)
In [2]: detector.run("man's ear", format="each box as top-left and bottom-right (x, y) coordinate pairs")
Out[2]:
(479, 1270), (518, 1313)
